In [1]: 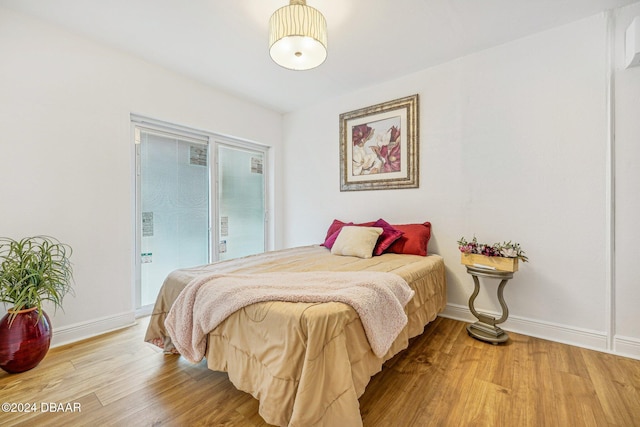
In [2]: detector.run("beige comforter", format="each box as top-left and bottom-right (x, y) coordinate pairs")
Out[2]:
(145, 245), (446, 427)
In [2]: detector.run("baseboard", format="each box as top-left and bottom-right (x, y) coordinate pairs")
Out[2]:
(614, 335), (640, 360)
(439, 303), (626, 357)
(50, 311), (136, 348)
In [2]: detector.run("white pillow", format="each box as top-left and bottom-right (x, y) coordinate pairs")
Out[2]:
(331, 226), (383, 259)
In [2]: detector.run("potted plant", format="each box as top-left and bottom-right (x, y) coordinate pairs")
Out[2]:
(0, 236), (74, 373)
(457, 236), (528, 272)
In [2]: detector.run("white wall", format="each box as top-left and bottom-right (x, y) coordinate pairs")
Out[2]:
(614, 3), (640, 356)
(0, 7), (283, 345)
(283, 11), (640, 359)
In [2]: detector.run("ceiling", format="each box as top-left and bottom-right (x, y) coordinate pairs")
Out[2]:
(1, 0), (637, 113)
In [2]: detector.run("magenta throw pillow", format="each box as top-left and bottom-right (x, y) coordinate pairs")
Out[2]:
(371, 218), (404, 256)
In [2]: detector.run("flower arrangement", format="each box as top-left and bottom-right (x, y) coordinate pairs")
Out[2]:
(457, 236), (528, 262)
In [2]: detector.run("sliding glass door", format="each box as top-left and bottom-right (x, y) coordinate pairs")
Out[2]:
(133, 118), (269, 311)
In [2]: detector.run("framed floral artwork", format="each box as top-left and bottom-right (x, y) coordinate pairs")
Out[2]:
(339, 94), (419, 191)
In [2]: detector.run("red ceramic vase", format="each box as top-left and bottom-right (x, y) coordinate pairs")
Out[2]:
(0, 307), (52, 374)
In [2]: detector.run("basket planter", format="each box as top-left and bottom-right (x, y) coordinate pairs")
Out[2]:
(461, 253), (519, 272)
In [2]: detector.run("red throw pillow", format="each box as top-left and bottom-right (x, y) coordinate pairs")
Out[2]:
(385, 222), (432, 256)
(371, 218), (404, 256)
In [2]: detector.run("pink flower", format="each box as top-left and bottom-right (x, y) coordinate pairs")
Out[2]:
(352, 124), (373, 146)
(459, 245), (473, 253)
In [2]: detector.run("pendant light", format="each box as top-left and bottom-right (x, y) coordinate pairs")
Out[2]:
(269, 0), (328, 70)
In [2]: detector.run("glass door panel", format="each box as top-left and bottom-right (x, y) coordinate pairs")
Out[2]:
(217, 145), (265, 261)
(138, 129), (209, 307)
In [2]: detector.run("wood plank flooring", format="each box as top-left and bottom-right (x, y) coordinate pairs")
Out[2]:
(1, 316), (639, 426)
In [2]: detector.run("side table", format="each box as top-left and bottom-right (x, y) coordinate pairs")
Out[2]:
(465, 265), (514, 344)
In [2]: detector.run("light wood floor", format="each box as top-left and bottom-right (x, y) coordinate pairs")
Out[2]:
(1, 316), (639, 426)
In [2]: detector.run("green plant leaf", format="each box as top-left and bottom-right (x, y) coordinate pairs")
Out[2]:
(0, 236), (74, 323)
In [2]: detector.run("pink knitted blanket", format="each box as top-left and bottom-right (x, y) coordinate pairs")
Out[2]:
(164, 271), (415, 361)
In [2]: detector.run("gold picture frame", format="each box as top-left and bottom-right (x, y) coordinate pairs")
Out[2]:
(339, 94), (419, 191)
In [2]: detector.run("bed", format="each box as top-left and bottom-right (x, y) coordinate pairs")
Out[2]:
(145, 244), (446, 426)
